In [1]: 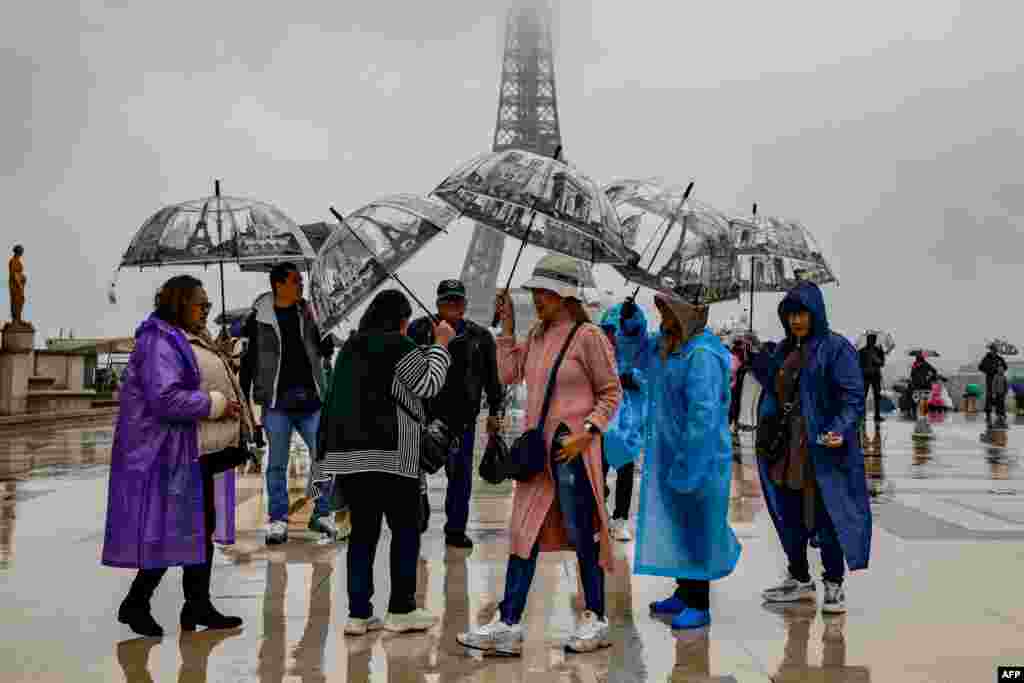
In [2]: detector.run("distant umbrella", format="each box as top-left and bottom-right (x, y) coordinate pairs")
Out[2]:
(907, 348), (940, 358)
(857, 330), (895, 354)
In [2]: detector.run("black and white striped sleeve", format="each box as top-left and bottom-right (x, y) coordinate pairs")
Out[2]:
(395, 345), (451, 399)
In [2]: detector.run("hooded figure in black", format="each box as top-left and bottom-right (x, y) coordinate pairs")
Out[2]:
(858, 334), (886, 422)
(978, 344), (1008, 425)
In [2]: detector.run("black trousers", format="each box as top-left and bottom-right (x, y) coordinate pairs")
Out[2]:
(986, 387), (1007, 419)
(342, 472), (421, 618)
(864, 373), (882, 419)
(125, 461), (216, 607)
(612, 462), (635, 520)
(674, 578), (710, 611)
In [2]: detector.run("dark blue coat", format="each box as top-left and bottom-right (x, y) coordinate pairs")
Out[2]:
(751, 282), (872, 571)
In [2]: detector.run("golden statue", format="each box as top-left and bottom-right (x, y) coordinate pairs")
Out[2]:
(8, 245), (26, 325)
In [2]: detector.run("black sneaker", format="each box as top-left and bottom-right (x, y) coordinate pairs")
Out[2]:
(445, 533), (474, 549)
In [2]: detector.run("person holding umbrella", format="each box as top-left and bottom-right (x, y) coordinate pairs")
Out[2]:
(457, 254), (622, 655)
(979, 343), (1009, 428)
(103, 275), (243, 637)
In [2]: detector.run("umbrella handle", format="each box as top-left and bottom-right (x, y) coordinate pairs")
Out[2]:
(328, 207), (438, 326)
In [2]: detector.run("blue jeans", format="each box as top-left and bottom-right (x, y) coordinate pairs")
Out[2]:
(499, 456), (605, 624)
(776, 484), (845, 584)
(444, 425), (476, 535)
(264, 408), (332, 522)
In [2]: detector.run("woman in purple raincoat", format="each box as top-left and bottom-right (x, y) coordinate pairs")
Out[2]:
(103, 275), (243, 638)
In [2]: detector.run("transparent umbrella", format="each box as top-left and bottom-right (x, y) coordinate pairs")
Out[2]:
(308, 194), (458, 331)
(111, 180), (313, 328)
(728, 206), (838, 330)
(603, 178), (737, 302)
(857, 330), (896, 354)
(986, 338), (1019, 355)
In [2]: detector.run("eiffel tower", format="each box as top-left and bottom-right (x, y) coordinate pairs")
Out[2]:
(460, 1), (568, 325)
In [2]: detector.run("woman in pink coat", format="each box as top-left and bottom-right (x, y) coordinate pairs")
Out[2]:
(457, 255), (622, 656)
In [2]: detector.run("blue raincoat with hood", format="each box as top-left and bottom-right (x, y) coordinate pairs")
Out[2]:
(600, 302), (652, 469)
(751, 281), (872, 571)
(633, 324), (741, 580)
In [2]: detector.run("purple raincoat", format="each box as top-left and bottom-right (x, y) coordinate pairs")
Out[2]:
(102, 314), (236, 570)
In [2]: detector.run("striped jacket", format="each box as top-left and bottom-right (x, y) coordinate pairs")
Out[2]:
(314, 331), (450, 485)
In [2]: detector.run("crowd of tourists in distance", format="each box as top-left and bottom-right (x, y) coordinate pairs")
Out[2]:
(102, 256), (876, 655)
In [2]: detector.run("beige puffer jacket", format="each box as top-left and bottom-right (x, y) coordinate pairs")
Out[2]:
(187, 331), (256, 455)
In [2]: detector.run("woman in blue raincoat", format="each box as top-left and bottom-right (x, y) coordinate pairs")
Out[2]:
(751, 281), (870, 615)
(635, 292), (741, 630)
(600, 299), (652, 541)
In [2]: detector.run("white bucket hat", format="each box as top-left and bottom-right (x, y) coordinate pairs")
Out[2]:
(521, 254), (588, 300)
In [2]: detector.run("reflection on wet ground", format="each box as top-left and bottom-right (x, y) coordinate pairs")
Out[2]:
(1, 414), (1023, 681)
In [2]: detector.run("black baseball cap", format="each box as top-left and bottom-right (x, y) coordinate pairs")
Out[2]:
(437, 279), (467, 302)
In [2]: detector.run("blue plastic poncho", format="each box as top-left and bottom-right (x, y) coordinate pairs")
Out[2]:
(633, 328), (741, 580)
(600, 303), (653, 469)
(750, 281), (872, 571)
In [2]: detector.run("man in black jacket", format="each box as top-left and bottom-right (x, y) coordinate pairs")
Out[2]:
(407, 279), (504, 549)
(858, 334), (887, 422)
(240, 263), (338, 545)
(979, 344), (1008, 427)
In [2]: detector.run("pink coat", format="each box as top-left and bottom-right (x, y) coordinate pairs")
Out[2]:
(496, 320), (623, 570)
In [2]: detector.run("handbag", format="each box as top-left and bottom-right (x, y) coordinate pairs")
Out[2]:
(206, 444), (256, 475)
(391, 393), (456, 475)
(755, 366), (800, 465)
(506, 323), (583, 482)
(479, 432), (510, 484)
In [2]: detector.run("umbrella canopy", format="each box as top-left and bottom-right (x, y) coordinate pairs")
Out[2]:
(120, 195), (314, 269)
(907, 348), (940, 358)
(728, 214), (837, 292)
(604, 178), (737, 301)
(237, 222), (340, 272)
(857, 329), (896, 354)
(309, 194), (458, 331)
(432, 149), (628, 264)
(986, 338), (1019, 355)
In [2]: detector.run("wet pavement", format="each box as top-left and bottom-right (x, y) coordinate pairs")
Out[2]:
(1, 413), (1023, 681)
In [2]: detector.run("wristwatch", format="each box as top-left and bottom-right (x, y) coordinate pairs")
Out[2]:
(583, 421), (601, 436)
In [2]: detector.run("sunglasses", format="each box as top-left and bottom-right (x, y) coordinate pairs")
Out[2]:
(193, 302), (213, 312)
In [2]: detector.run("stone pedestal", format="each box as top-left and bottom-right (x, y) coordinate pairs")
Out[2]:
(2, 322), (34, 353)
(0, 322), (34, 416)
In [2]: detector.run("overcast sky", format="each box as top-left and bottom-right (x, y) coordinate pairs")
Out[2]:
(4, 0), (1022, 371)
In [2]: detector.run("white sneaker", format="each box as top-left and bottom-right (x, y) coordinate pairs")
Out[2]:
(822, 581), (847, 614)
(345, 615), (384, 636)
(456, 614), (523, 655)
(762, 574), (816, 603)
(611, 518), (632, 542)
(265, 520), (288, 545)
(383, 608), (438, 633)
(565, 610), (610, 653)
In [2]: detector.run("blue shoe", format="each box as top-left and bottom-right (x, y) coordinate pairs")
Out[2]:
(671, 608), (711, 630)
(649, 595), (688, 615)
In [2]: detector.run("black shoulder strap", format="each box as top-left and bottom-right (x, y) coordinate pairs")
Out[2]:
(535, 323), (583, 430)
(390, 389), (424, 426)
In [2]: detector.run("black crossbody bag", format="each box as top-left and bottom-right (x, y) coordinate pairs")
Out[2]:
(755, 365), (800, 465)
(390, 392), (456, 475)
(506, 323), (583, 482)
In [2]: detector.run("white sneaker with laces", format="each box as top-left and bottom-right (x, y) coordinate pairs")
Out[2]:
(383, 608), (438, 633)
(265, 520), (288, 545)
(611, 518), (632, 542)
(762, 574), (816, 603)
(565, 610), (611, 653)
(345, 615), (384, 636)
(456, 614), (523, 655)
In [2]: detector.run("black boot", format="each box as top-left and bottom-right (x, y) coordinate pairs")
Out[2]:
(118, 569), (166, 638)
(181, 562), (243, 631)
